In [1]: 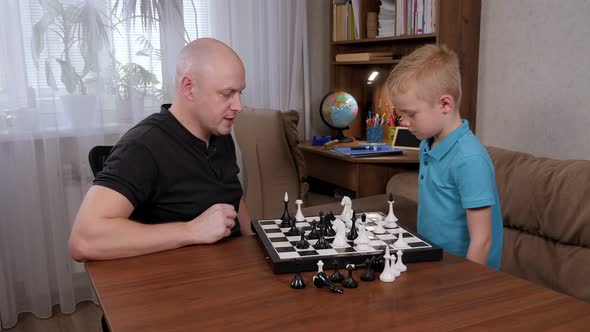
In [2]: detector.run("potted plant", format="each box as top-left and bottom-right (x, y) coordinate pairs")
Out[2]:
(32, 0), (111, 127)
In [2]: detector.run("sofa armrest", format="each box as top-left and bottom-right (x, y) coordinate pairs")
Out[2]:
(302, 194), (418, 233)
(386, 171), (419, 204)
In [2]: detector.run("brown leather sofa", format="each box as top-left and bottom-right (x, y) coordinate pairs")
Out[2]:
(233, 108), (338, 221)
(303, 146), (590, 302)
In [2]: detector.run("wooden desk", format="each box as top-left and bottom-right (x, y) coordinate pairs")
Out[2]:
(300, 142), (419, 198)
(87, 236), (590, 332)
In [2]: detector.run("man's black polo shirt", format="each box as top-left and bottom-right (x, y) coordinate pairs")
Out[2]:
(95, 104), (243, 230)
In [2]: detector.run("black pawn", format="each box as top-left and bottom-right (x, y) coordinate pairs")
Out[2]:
(347, 213), (358, 241)
(329, 261), (345, 283)
(361, 213), (367, 223)
(360, 258), (375, 281)
(315, 233), (330, 249)
(372, 254), (385, 273)
(279, 196), (291, 228)
(285, 217), (300, 236)
(291, 271), (306, 289)
(343, 264), (358, 288)
(295, 230), (310, 249)
(307, 220), (319, 239)
(313, 272), (344, 294)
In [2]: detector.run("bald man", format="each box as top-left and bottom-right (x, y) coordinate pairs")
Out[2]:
(69, 38), (253, 261)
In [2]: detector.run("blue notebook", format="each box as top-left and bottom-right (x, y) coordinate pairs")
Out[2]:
(332, 145), (403, 157)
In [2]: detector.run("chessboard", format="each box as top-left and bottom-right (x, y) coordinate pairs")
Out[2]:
(253, 212), (442, 274)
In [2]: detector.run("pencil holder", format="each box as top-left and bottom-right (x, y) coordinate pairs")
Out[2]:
(367, 126), (384, 143)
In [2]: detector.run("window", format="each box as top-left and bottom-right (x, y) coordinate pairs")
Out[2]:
(8, 0), (209, 112)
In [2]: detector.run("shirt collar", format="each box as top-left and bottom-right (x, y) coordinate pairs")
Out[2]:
(425, 120), (470, 160)
(160, 103), (218, 153)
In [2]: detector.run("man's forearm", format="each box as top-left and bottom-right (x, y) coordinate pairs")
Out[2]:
(69, 217), (192, 261)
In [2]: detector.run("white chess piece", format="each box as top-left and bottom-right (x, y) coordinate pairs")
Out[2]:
(331, 219), (348, 247)
(295, 199), (305, 222)
(317, 260), (325, 273)
(354, 223), (371, 251)
(384, 199), (398, 228)
(340, 196), (352, 222)
(395, 250), (407, 272)
(373, 218), (387, 234)
(390, 250), (401, 277)
(393, 227), (408, 248)
(379, 246), (395, 282)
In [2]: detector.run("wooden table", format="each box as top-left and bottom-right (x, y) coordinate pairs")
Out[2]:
(87, 236), (590, 332)
(299, 142), (419, 198)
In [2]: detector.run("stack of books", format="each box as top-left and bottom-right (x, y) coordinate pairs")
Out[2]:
(335, 52), (394, 62)
(378, 0), (396, 37)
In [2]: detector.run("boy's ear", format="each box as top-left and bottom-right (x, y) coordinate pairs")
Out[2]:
(439, 94), (455, 114)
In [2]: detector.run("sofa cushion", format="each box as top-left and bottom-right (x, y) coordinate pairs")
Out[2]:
(487, 146), (590, 301)
(487, 147), (590, 249)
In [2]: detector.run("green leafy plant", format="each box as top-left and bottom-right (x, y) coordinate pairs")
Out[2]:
(32, 0), (111, 94)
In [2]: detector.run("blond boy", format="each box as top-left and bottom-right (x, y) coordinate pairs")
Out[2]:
(386, 45), (503, 269)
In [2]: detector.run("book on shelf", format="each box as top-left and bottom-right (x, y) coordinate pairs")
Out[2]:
(333, 0), (360, 41)
(335, 52), (393, 62)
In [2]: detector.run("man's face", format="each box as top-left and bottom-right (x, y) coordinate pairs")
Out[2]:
(192, 61), (246, 137)
(391, 87), (444, 141)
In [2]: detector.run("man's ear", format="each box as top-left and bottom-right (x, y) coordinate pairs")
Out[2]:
(439, 94), (455, 114)
(181, 76), (194, 101)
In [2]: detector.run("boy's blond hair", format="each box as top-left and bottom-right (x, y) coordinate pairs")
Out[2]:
(386, 44), (462, 110)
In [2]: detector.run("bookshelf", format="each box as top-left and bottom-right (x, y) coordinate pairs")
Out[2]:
(329, 0), (481, 139)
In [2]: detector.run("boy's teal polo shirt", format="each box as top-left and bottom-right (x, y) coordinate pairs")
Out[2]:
(417, 120), (503, 269)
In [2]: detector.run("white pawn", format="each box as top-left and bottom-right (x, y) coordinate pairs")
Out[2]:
(384, 195), (398, 228)
(395, 250), (407, 272)
(372, 220), (387, 234)
(295, 199), (305, 222)
(390, 251), (401, 277)
(317, 260), (325, 273)
(393, 226), (408, 249)
(355, 224), (371, 251)
(331, 219), (348, 248)
(379, 246), (395, 282)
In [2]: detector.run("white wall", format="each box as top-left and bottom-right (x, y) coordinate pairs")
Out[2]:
(477, 0), (590, 160)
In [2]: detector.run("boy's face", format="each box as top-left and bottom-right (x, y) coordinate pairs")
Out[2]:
(391, 86), (445, 141)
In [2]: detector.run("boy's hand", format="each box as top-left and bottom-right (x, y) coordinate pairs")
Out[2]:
(466, 206), (493, 265)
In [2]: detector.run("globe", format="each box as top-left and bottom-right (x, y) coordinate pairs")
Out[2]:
(319, 91), (359, 142)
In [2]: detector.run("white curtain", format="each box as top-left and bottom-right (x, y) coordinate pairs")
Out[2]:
(0, 0), (196, 329)
(209, 0), (312, 140)
(0, 0), (311, 329)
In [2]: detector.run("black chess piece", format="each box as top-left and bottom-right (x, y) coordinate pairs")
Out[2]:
(347, 212), (358, 241)
(291, 260), (306, 289)
(279, 195), (291, 228)
(388, 192), (394, 202)
(291, 271), (306, 289)
(315, 233), (330, 249)
(343, 264), (358, 288)
(329, 260), (344, 283)
(285, 217), (300, 236)
(307, 220), (319, 239)
(361, 213), (367, 223)
(295, 230), (310, 249)
(324, 215), (336, 237)
(360, 258), (375, 281)
(313, 272), (344, 294)
(372, 254), (385, 273)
